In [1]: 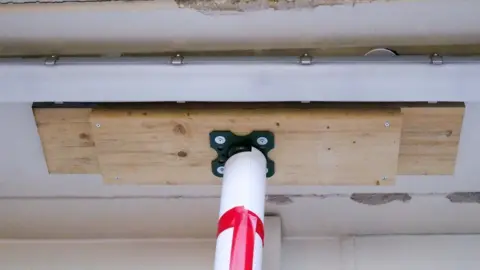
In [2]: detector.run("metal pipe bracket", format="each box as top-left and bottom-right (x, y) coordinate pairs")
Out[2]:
(209, 131), (275, 178)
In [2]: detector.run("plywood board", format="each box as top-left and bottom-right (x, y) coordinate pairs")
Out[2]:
(33, 104), (465, 183)
(398, 107), (464, 175)
(33, 108), (99, 174)
(89, 106), (402, 185)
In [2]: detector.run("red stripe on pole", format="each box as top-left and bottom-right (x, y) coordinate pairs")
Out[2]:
(217, 206), (265, 270)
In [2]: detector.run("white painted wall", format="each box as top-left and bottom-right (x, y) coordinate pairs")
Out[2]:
(3, 196), (480, 239)
(1, 235), (479, 270)
(353, 236), (480, 270)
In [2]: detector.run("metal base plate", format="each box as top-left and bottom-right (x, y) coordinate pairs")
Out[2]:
(209, 131), (275, 178)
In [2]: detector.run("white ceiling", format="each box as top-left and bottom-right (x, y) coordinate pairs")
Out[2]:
(2, 0), (480, 238)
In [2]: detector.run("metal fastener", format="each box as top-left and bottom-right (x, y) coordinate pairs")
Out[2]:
(214, 136), (226, 145)
(384, 121), (390, 128)
(114, 176), (120, 180)
(430, 53), (443, 65)
(257, 137), (268, 146)
(44, 55), (59, 66)
(299, 53), (313, 65)
(217, 166), (225, 175)
(171, 53), (184, 65)
(95, 123), (101, 128)
(381, 176), (388, 181)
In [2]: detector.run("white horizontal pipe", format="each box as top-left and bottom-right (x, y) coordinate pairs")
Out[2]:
(215, 148), (267, 270)
(1, 60), (480, 102)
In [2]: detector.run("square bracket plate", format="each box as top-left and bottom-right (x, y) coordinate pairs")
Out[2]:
(209, 131), (275, 178)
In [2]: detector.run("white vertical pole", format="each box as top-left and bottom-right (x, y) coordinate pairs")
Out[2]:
(214, 147), (267, 270)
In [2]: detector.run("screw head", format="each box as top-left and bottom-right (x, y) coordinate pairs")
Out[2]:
(114, 176), (120, 180)
(95, 123), (101, 128)
(257, 137), (268, 146)
(384, 121), (390, 128)
(214, 136), (226, 145)
(381, 176), (388, 181)
(217, 166), (225, 175)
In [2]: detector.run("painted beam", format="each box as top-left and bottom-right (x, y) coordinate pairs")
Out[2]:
(3, 56), (480, 102)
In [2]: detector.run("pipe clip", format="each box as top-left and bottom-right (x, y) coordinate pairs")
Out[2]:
(44, 55), (59, 66)
(299, 53), (313, 65)
(430, 53), (444, 65)
(171, 53), (184, 65)
(209, 130), (275, 178)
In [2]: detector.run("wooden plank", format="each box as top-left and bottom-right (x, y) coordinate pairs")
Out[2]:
(398, 107), (464, 175)
(33, 104), (465, 180)
(34, 108), (99, 174)
(34, 108), (93, 124)
(90, 106), (402, 185)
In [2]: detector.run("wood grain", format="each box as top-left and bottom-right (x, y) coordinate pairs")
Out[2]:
(34, 108), (99, 174)
(89, 107), (402, 185)
(397, 107), (464, 175)
(33, 104), (464, 183)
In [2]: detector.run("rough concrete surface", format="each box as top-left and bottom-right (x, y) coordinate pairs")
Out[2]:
(176, 0), (393, 12)
(446, 192), (480, 204)
(266, 195), (294, 205)
(0, 0), (393, 11)
(350, 193), (412, 205)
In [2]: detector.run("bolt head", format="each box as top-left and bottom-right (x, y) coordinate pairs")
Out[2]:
(257, 137), (268, 146)
(95, 123), (101, 128)
(214, 136), (226, 145)
(217, 166), (225, 175)
(384, 121), (390, 128)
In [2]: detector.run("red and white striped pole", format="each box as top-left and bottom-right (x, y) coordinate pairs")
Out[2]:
(214, 147), (267, 270)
